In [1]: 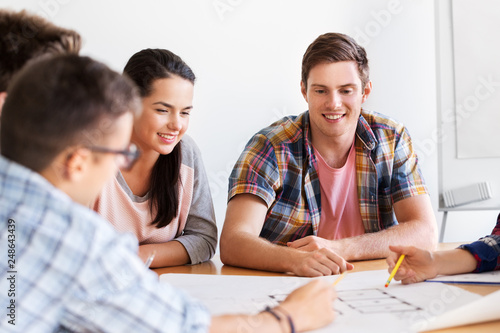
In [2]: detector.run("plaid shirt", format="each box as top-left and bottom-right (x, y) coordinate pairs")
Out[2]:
(228, 110), (428, 245)
(0, 156), (210, 332)
(459, 214), (500, 272)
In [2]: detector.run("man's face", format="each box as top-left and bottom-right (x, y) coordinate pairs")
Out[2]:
(301, 61), (371, 145)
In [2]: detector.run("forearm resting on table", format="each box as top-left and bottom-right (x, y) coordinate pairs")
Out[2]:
(332, 219), (437, 261)
(432, 248), (477, 276)
(221, 194), (296, 272)
(220, 231), (296, 273)
(139, 241), (190, 268)
(334, 195), (438, 261)
(222, 194), (351, 275)
(210, 279), (336, 333)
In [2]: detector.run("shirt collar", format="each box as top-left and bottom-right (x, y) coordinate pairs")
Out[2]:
(0, 155), (69, 200)
(356, 111), (378, 151)
(301, 112), (315, 163)
(302, 110), (378, 161)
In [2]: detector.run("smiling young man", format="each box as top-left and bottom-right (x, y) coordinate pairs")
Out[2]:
(220, 32), (437, 277)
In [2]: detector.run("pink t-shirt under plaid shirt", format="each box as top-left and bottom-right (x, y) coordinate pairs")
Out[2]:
(313, 142), (365, 240)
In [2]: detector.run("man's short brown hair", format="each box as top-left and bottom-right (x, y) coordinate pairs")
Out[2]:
(301, 32), (370, 89)
(0, 9), (81, 91)
(1, 55), (140, 172)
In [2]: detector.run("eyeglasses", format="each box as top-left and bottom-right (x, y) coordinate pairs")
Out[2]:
(87, 143), (141, 170)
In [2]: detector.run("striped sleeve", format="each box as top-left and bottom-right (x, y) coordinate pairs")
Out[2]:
(390, 126), (428, 202)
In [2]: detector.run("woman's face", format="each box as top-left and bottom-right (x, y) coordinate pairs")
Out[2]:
(132, 76), (194, 155)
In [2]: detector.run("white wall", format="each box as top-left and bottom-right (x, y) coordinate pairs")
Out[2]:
(5, 0), (486, 246)
(435, 0), (498, 242)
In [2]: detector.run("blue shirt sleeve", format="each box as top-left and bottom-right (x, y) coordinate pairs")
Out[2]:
(458, 214), (500, 273)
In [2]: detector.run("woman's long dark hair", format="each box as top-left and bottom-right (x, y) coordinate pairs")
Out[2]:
(123, 49), (196, 228)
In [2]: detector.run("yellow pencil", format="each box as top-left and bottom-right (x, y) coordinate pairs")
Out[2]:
(385, 254), (405, 288)
(333, 272), (347, 286)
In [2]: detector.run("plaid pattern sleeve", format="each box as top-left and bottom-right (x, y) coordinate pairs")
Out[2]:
(458, 214), (500, 273)
(390, 126), (428, 200)
(0, 157), (210, 333)
(228, 114), (319, 245)
(228, 133), (281, 207)
(356, 111), (428, 232)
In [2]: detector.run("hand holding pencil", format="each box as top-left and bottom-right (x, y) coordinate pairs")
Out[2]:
(386, 245), (440, 285)
(385, 254), (405, 287)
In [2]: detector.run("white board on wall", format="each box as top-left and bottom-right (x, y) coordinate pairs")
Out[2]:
(452, 0), (500, 159)
(437, 0), (500, 212)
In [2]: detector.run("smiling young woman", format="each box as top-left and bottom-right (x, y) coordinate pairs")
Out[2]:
(93, 49), (217, 268)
